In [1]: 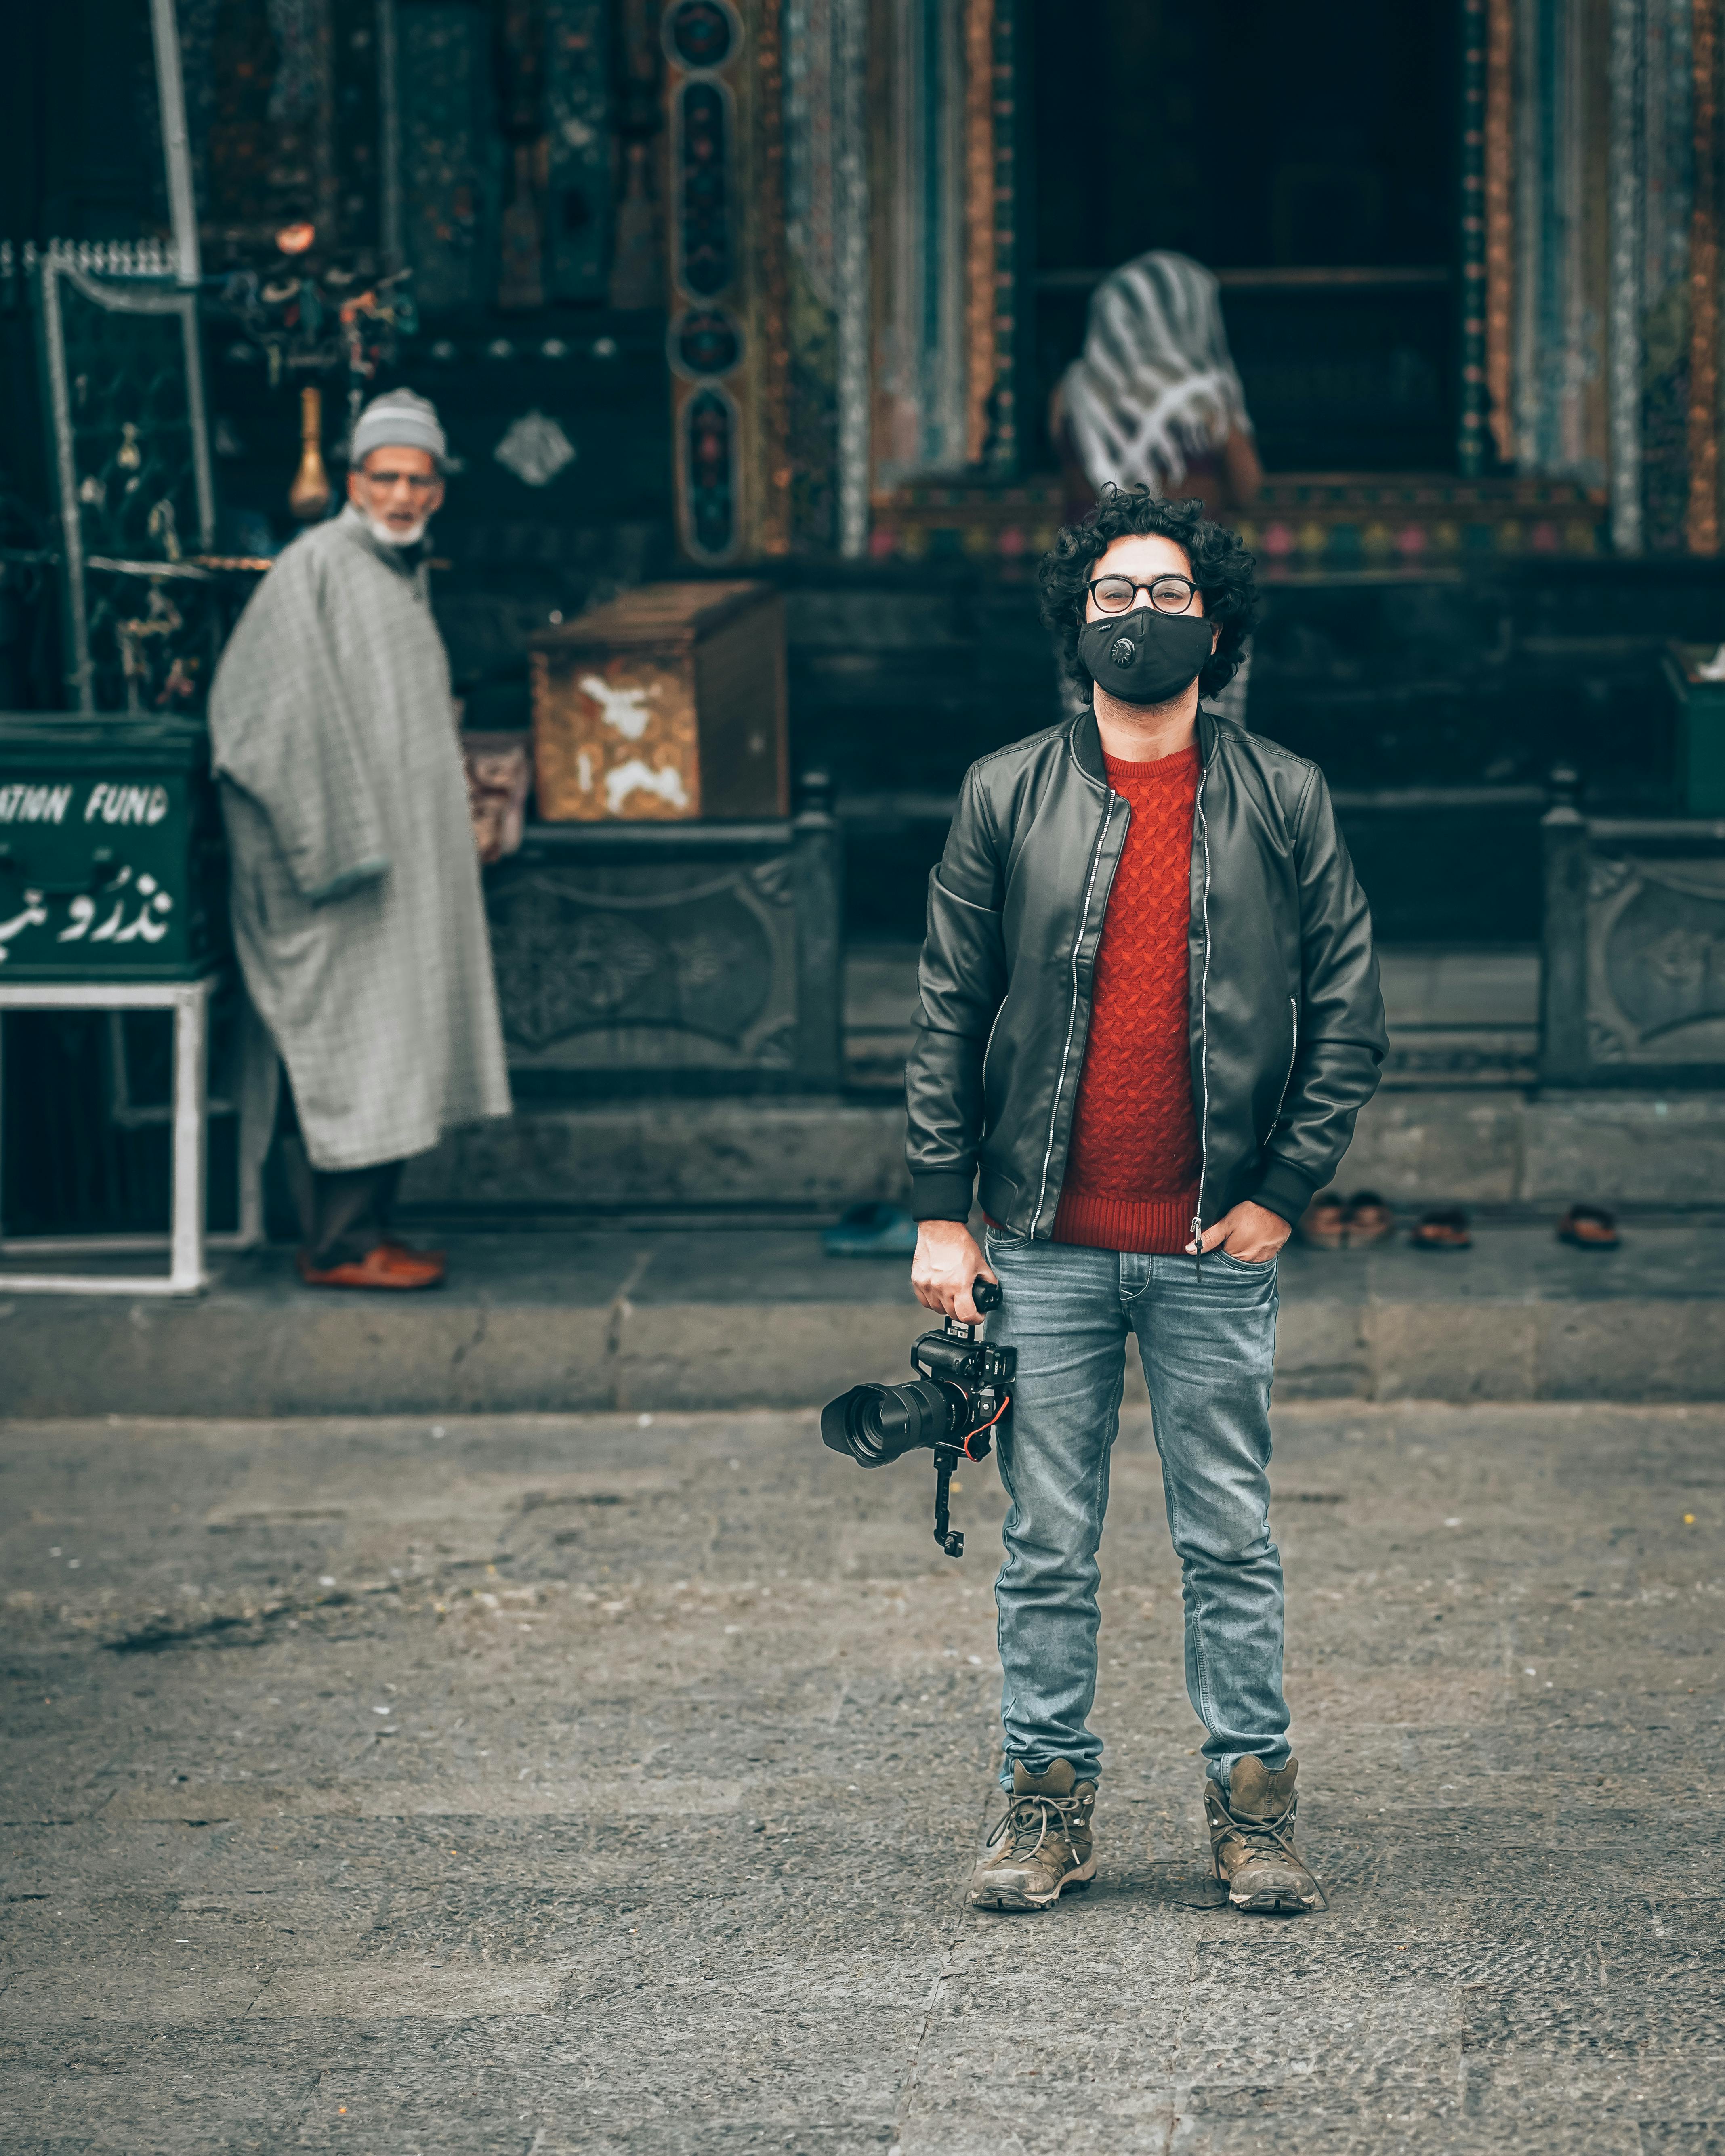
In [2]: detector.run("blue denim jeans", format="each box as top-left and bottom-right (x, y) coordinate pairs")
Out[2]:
(981, 1229), (1290, 1795)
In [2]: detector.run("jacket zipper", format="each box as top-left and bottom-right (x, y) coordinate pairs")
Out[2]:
(1191, 755), (1212, 1280)
(1268, 995), (1298, 1140)
(980, 998), (1007, 1097)
(1034, 794), (1116, 1234)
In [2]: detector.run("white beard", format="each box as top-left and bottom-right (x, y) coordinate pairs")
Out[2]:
(361, 511), (430, 548)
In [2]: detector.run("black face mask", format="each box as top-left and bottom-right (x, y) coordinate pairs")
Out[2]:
(1078, 608), (1213, 707)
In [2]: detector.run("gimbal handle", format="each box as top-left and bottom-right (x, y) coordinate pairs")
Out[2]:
(933, 1275), (1003, 1558)
(933, 1444), (964, 1558)
(943, 1274), (1002, 1344)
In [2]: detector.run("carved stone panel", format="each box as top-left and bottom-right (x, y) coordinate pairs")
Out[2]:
(485, 846), (797, 1073)
(1586, 854), (1725, 1065)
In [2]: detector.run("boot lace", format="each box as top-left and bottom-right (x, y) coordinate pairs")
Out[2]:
(987, 1790), (1087, 1863)
(1214, 1791), (1328, 1910)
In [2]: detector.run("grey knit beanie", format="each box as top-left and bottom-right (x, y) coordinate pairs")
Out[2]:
(349, 388), (448, 471)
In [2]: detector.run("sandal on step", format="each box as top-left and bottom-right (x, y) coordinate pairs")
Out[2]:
(1297, 1190), (1349, 1248)
(1410, 1207), (1472, 1251)
(1558, 1203), (1620, 1250)
(1346, 1190), (1396, 1246)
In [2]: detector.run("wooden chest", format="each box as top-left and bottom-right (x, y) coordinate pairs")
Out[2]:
(530, 582), (788, 822)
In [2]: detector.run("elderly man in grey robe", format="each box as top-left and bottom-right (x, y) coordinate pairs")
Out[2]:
(209, 388), (511, 1288)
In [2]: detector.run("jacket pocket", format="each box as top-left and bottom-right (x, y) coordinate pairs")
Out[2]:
(980, 996), (1008, 1101)
(1265, 995), (1298, 1142)
(976, 1167), (1021, 1229)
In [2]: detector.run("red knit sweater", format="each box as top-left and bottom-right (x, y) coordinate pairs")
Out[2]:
(1052, 744), (1202, 1253)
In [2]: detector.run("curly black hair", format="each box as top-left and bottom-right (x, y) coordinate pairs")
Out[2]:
(1036, 486), (1258, 702)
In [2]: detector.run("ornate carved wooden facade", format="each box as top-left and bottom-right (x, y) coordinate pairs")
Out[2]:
(65, 0), (1725, 565)
(777, 0), (1725, 563)
(1482, 0), (1725, 554)
(685, 0), (1016, 561)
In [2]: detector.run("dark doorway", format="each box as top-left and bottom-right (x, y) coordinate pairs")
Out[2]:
(0, 0), (163, 242)
(1028, 0), (1458, 472)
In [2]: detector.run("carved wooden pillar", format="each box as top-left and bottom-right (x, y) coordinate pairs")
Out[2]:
(1460, 0), (1489, 474)
(963, 0), (1017, 476)
(1607, 0), (1644, 551)
(1484, 0), (1516, 466)
(496, 0), (548, 311)
(1508, 0), (1610, 485)
(663, 0), (790, 563)
(1687, 0), (1721, 553)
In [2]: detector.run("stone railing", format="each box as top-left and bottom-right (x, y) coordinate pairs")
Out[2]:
(483, 771), (844, 1096)
(1540, 767), (1725, 1085)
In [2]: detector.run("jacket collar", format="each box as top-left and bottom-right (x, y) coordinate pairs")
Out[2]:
(1069, 699), (1220, 780)
(1070, 704), (1107, 784)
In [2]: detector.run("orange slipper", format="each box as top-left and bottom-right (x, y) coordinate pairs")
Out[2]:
(1557, 1204), (1620, 1250)
(1410, 1207), (1472, 1251)
(1298, 1190), (1349, 1247)
(382, 1238), (448, 1267)
(297, 1243), (448, 1290)
(1345, 1190), (1397, 1246)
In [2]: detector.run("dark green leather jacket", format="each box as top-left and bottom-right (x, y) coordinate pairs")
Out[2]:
(906, 705), (1387, 1236)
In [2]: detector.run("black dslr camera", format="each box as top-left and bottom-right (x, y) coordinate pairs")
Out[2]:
(820, 1278), (1014, 1559)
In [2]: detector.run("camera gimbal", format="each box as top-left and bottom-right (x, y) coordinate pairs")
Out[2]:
(819, 1276), (1014, 1559)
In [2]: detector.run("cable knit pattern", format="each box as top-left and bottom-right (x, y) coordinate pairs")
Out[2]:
(1053, 744), (1201, 1253)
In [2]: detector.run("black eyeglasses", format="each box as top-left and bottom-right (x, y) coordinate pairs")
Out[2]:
(1086, 573), (1199, 616)
(358, 469), (440, 493)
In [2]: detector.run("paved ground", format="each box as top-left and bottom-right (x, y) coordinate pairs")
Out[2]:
(3, 1397), (1723, 2151)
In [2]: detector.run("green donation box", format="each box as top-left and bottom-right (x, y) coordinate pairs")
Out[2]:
(0, 716), (228, 982)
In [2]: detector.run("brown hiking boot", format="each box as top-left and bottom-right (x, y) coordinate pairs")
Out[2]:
(1203, 1756), (1326, 1914)
(968, 1760), (1097, 1911)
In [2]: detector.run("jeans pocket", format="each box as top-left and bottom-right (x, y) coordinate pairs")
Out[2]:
(1213, 1249), (1277, 1272)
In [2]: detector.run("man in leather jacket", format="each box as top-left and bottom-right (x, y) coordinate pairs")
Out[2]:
(906, 487), (1385, 1916)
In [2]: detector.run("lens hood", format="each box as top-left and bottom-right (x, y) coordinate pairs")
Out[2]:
(820, 1378), (956, 1466)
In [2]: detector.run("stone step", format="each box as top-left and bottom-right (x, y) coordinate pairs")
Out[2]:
(397, 1086), (1725, 1220)
(842, 943), (1545, 1090)
(3, 1224), (1721, 1418)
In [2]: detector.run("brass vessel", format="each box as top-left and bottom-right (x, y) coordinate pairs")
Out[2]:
(288, 385), (332, 521)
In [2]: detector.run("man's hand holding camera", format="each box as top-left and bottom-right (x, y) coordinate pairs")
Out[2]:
(912, 1219), (998, 1324)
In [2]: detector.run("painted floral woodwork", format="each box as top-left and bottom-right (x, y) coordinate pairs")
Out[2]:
(662, 0), (790, 563)
(529, 581), (787, 822)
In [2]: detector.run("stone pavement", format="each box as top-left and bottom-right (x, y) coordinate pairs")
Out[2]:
(4, 1222), (1724, 1418)
(2, 1398), (1722, 2152)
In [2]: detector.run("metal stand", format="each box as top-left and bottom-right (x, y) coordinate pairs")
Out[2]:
(0, 975), (262, 1296)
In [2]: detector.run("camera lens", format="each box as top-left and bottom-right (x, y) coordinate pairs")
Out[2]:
(820, 1379), (956, 1466)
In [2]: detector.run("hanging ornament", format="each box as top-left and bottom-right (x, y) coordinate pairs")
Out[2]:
(288, 385), (332, 521)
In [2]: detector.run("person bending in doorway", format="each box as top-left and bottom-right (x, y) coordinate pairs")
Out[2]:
(906, 486), (1385, 1913)
(1051, 251), (1262, 726)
